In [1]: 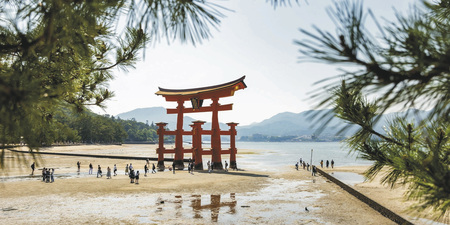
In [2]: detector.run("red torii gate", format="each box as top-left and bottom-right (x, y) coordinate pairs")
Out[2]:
(155, 76), (246, 170)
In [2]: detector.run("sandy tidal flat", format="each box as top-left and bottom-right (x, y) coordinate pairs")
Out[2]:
(0, 145), (446, 224)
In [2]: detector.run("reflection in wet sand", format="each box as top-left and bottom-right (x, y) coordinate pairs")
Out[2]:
(162, 193), (237, 222)
(190, 193), (236, 222)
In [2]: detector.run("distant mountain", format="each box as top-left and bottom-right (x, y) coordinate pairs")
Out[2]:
(116, 107), (229, 131)
(236, 108), (431, 138)
(116, 107), (192, 130)
(116, 107), (431, 139)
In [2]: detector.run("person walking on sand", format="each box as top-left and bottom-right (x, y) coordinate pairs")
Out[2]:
(312, 165), (317, 176)
(113, 164), (117, 176)
(135, 171), (140, 184)
(89, 163), (93, 174)
(50, 169), (54, 183)
(207, 161), (211, 173)
(225, 161), (228, 172)
(31, 162), (35, 175)
(320, 160), (323, 168)
(77, 161), (81, 172)
(106, 167), (112, 179)
(172, 162), (175, 174)
(125, 164), (129, 175)
(129, 163), (133, 171)
(295, 162), (299, 170)
(326, 160), (329, 168)
(144, 164), (148, 176)
(331, 159), (334, 169)
(97, 165), (102, 178)
(152, 163), (156, 174)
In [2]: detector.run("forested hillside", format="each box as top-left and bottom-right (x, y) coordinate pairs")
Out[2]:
(20, 107), (171, 146)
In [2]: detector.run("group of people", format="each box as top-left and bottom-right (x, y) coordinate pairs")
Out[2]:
(33, 158), (237, 184)
(41, 167), (55, 183)
(30, 162), (55, 183)
(206, 160), (233, 173)
(143, 162), (157, 176)
(319, 159), (335, 169)
(295, 158), (312, 171)
(295, 158), (335, 176)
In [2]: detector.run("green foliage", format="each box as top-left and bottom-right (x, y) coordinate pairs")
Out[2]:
(297, 0), (450, 121)
(0, 0), (226, 151)
(117, 118), (159, 142)
(297, 0), (450, 218)
(333, 82), (449, 218)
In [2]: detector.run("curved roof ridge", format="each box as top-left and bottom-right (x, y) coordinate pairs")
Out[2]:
(156, 76), (246, 94)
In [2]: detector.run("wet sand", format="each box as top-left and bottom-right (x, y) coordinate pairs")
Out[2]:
(0, 145), (445, 224)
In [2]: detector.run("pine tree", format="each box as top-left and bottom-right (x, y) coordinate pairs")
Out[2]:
(297, 0), (450, 218)
(0, 1), (226, 166)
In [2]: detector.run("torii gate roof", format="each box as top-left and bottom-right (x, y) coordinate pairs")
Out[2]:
(156, 76), (246, 101)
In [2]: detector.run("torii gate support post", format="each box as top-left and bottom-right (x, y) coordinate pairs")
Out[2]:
(211, 97), (223, 170)
(174, 99), (185, 170)
(192, 120), (205, 170)
(227, 122), (238, 169)
(156, 122), (167, 171)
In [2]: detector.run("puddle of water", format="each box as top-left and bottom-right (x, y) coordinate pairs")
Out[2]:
(329, 172), (365, 186)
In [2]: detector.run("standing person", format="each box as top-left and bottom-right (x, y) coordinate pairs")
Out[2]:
(129, 163), (133, 171)
(89, 163), (93, 174)
(300, 158), (302, 164)
(188, 163), (191, 174)
(295, 162), (299, 170)
(129, 170), (135, 183)
(225, 161), (228, 172)
(144, 164), (148, 177)
(50, 169), (54, 183)
(331, 159), (334, 169)
(45, 168), (50, 183)
(135, 171), (140, 184)
(207, 161), (211, 173)
(125, 164), (129, 175)
(30, 162), (35, 175)
(320, 160), (323, 168)
(113, 164), (117, 176)
(312, 165), (317, 176)
(106, 166), (111, 179)
(77, 161), (81, 172)
(42, 168), (46, 181)
(97, 165), (102, 178)
(172, 161), (175, 174)
(152, 163), (156, 173)
(326, 160), (329, 168)
(211, 162), (214, 171)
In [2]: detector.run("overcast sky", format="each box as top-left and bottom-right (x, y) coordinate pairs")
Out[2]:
(90, 0), (416, 125)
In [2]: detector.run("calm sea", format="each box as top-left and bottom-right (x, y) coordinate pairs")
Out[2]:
(231, 142), (372, 171)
